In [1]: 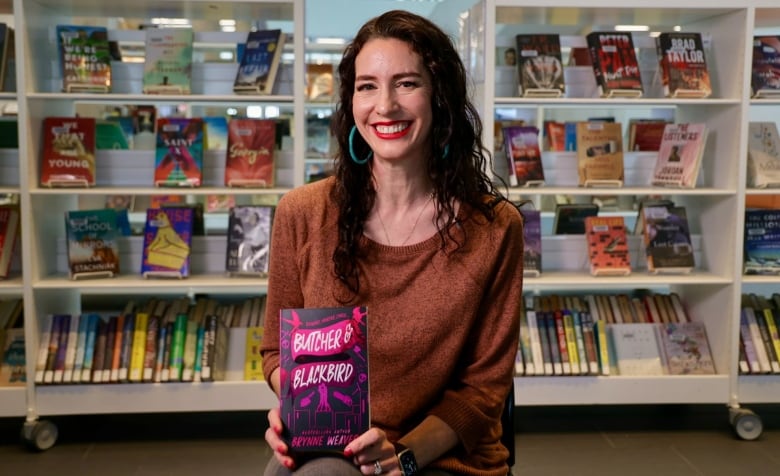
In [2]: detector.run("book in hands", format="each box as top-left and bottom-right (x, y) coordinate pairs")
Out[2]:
(65, 208), (120, 279)
(141, 208), (194, 278)
(57, 25), (111, 93)
(234, 29), (286, 95)
(655, 32), (712, 98)
(280, 306), (369, 457)
(651, 123), (707, 188)
(40, 117), (96, 187)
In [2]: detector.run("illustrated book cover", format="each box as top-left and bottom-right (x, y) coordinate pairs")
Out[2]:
(659, 321), (715, 375)
(0, 328), (25, 386)
(40, 117), (96, 187)
(751, 36), (780, 98)
(744, 208), (780, 275)
(519, 208), (541, 276)
(747, 122), (780, 188)
(141, 207), (194, 278)
(575, 121), (624, 186)
(514, 34), (564, 97)
(280, 306), (369, 457)
(226, 205), (274, 276)
(651, 123), (708, 188)
(305, 63), (334, 101)
(0, 205), (19, 279)
(584, 215), (631, 276)
(225, 118), (276, 187)
(57, 25), (111, 93)
(642, 205), (695, 273)
(586, 32), (643, 97)
(234, 29), (286, 95)
(154, 118), (204, 187)
(553, 203), (599, 235)
(142, 28), (193, 94)
(65, 208), (120, 279)
(655, 32), (712, 98)
(502, 125), (544, 186)
(610, 323), (665, 376)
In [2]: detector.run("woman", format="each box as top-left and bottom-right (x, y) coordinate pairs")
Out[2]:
(261, 10), (524, 476)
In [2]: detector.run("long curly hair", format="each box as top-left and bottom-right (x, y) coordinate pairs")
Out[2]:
(330, 10), (503, 296)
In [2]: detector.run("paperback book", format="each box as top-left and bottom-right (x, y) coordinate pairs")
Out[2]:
(225, 119), (277, 187)
(0, 205), (19, 279)
(0, 24), (13, 92)
(584, 216), (631, 276)
(576, 121), (624, 187)
(642, 205), (695, 273)
(651, 123), (708, 188)
(65, 208), (120, 279)
(143, 28), (194, 94)
(744, 208), (780, 275)
(280, 306), (369, 457)
(305, 63), (334, 101)
(628, 120), (669, 152)
(751, 36), (780, 98)
(659, 321), (716, 375)
(154, 118), (204, 187)
(514, 34), (564, 97)
(502, 125), (544, 187)
(141, 207), (194, 278)
(40, 117), (96, 187)
(0, 328), (25, 386)
(57, 25), (111, 93)
(746, 122), (780, 188)
(519, 208), (541, 276)
(234, 29), (286, 95)
(226, 206), (274, 275)
(655, 32), (712, 98)
(586, 32), (643, 98)
(610, 323), (665, 376)
(553, 203), (599, 235)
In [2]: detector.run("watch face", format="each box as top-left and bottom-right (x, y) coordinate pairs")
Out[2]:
(398, 449), (418, 475)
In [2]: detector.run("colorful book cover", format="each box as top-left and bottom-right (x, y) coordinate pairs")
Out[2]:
(0, 328), (25, 386)
(584, 216), (631, 276)
(244, 326), (265, 381)
(154, 118), (204, 187)
(57, 25), (111, 93)
(651, 123), (707, 188)
(744, 209), (780, 275)
(751, 36), (780, 97)
(642, 205), (695, 272)
(586, 32), (643, 97)
(226, 205), (273, 275)
(142, 28), (193, 94)
(234, 29), (286, 95)
(660, 322), (716, 375)
(225, 119), (276, 187)
(502, 125), (544, 186)
(40, 117), (96, 187)
(141, 207), (194, 278)
(305, 63), (334, 101)
(65, 208), (120, 279)
(519, 208), (541, 275)
(0, 205), (19, 279)
(203, 116), (229, 150)
(280, 306), (369, 456)
(747, 122), (780, 188)
(514, 34), (564, 96)
(628, 120), (669, 152)
(575, 121), (624, 186)
(656, 32), (712, 98)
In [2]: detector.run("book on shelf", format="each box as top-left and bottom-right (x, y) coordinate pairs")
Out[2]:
(154, 118), (204, 187)
(552, 203), (599, 235)
(518, 208), (541, 276)
(72, 313), (94, 383)
(40, 117), (96, 187)
(502, 125), (545, 187)
(586, 32), (643, 98)
(90, 317), (108, 383)
(56, 25), (111, 93)
(651, 123), (707, 188)
(0, 327), (24, 386)
(280, 306), (369, 457)
(44, 314), (68, 384)
(746, 122), (780, 188)
(95, 121), (130, 150)
(610, 323), (665, 376)
(751, 36), (780, 98)
(201, 312), (229, 382)
(65, 208), (120, 280)
(576, 121), (624, 187)
(225, 118), (277, 187)
(60, 313), (80, 383)
(642, 205), (695, 273)
(141, 207), (194, 279)
(234, 29), (286, 95)
(658, 321), (716, 375)
(742, 305), (773, 373)
(305, 63), (334, 101)
(244, 325), (264, 381)
(744, 208), (780, 275)
(627, 120), (669, 152)
(0, 205), (19, 279)
(0, 298), (22, 330)
(203, 116), (229, 150)
(514, 34), (564, 97)
(142, 28), (193, 94)
(226, 205), (274, 276)
(0, 24), (14, 92)
(543, 121), (566, 151)
(655, 32), (712, 98)
(584, 216), (631, 276)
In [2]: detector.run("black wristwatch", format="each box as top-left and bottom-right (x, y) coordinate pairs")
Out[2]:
(393, 441), (419, 476)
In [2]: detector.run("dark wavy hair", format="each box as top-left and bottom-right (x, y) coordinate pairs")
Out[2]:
(330, 9), (503, 296)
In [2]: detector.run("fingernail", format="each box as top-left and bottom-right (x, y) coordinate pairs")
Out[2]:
(343, 447), (353, 457)
(284, 460), (295, 469)
(277, 444), (286, 453)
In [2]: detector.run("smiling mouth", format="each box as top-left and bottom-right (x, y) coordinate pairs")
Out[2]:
(374, 122), (410, 135)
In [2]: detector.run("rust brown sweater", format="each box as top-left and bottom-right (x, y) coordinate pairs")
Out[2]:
(261, 177), (524, 476)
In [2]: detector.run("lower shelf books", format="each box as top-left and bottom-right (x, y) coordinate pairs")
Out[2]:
(739, 293), (780, 375)
(0, 205), (19, 279)
(0, 327), (25, 386)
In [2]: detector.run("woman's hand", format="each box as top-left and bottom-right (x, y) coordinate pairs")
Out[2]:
(265, 406), (296, 470)
(344, 427), (400, 475)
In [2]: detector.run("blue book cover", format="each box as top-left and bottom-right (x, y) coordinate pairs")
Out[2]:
(564, 122), (577, 151)
(203, 116), (229, 150)
(744, 209), (780, 275)
(141, 207), (194, 278)
(65, 208), (120, 278)
(234, 29), (286, 94)
(81, 314), (101, 382)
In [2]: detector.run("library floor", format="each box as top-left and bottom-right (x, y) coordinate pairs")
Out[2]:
(1, 405), (780, 475)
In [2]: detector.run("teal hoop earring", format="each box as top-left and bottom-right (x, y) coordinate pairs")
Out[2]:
(349, 126), (372, 164)
(442, 143), (450, 159)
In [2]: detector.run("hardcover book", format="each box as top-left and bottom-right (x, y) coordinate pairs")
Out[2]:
(751, 36), (780, 98)
(586, 32), (643, 97)
(642, 205), (695, 273)
(65, 208), (120, 279)
(659, 321), (716, 375)
(744, 208), (780, 275)
(40, 117), (96, 187)
(747, 122), (780, 188)
(234, 29), (286, 95)
(143, 28), (193, 94)
(628, 120), (669, 152)
(226, 206), (274, 275)
(502, 125), (544, 187)
(610, 323), (665, 376)
(584, 216), (631, 276)
(280, 306), (369, 457)
(0, 24), (13, 92)
(57, 25), (111, 93)
(141, 207), (194, 278)
(576, 121), (624, 186)
(651, 123), (708, 188)
(225, 119), (277, 187)
(305, 63), (334, 101)
(0, 328), (25, 386)
(154, 118), (204, 187)
(519, 208), (541, 276)
(0, 205), (19, 279)
(553, 203), (599, 235)
(244, 325), (265, 381)
(655, 32), (712, 98)
(514, 34), (564, 97)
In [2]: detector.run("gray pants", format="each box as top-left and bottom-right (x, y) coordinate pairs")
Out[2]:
(264, 456), (456, 476)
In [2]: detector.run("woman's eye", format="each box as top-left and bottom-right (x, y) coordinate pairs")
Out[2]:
(356, 83), (375, 92)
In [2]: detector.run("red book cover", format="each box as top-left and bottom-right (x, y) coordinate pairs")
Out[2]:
(502, 125), (544, 186)
(656, 32), (712, 98)
(585, 216), (631, 276)
(280, 306), (369, 457)
(586, 32), (643, 96)
(40, 117), (96, 187)
(629, 121), (669, 151)
(224, 119), (276, 187)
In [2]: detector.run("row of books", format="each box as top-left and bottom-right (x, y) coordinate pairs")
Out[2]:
(0, 205), (19, 279)
(739, 294), (780, 375)
(501, 121), (707, 188)
(34, 296), (266, 386)
(506, 32), (779, 99)
(58, 25), (286, 95)
(516, 293), (716, 377)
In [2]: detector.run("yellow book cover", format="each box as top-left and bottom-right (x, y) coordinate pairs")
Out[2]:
(244, 326), (265, 381)
(762, 309), (780, 369)
(595, 319), (611, 376)
(129, 312), (148, 382)
(563, 312), (580, 374)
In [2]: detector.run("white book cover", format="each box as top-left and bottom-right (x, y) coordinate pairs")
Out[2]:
(610, 323), (665, 376)
(651, 123), (707, 188)
(744, 307), (772, 373)
(747, 122), (780, 188)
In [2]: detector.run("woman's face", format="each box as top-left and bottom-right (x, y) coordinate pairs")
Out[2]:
(352, 37), (433, 164)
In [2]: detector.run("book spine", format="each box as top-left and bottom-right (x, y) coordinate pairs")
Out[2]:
(244, 326), (265, 381)
(571, 310), (590, 375)
(525, 310), (544, 376)
(72, 313), (90, 383)
(562, 311), (580, 375)
(580, 311), (600, 375)
(594, 319), (611, 376)
(142, 315), (159, 382)
(518, 311), (534, 376)
(756, 309), (780, 373)
(745, 307), (772, 373)
(193, 324), (205, 382)
(160, 321), (174, 382)
(181, 319), (198, 382)
(153, 322), (168, 383)
(91, 318), (108, 383)
(168, 314), (188, 382)
(62, 314), (80, 383)
(52, 314), (71, 384)
(765, 310), (780, 373)
(543, 312), (562, 375)
(553, 310), (571, 375)
(213, 316), (229, 381)
(109, 314), (125, 383)
(102, 316), (117, 383)
(201, 315), (216, 382)
(118, 313), (135, 382)
(81, 315), (100, 382)
(740, 309), (761, 373)
(129, 312), (148, 382)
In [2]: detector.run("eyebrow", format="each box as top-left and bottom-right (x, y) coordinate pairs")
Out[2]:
(355, 71), (425, 82)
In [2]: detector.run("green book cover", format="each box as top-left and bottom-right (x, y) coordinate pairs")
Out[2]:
(168, 313), (188, 381)
(143, 28), (193, 94)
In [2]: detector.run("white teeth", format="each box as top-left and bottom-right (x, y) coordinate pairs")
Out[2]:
(375, 123), (408, 134)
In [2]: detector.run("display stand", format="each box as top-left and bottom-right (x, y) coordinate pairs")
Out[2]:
(753, 90), (780, 99)
(227, 179), (272, 187)
(521, 88), (563, 98)
(42, 178), (91, 188)
(65, 84), (109, 93)
(142, 270), (185, 279)
(583, 179), (623, 188)
(591, 268), (631, 277)
(670, 89), (711, 99)
(518, 180), (545, 187)
(523, 269), (541, 278)
(143, 85), (186, 95)
(154, 181), (197, 187)
(602, 89), (643, 99)
(648, 267), (694, 275)
(70, 270), (115, 280)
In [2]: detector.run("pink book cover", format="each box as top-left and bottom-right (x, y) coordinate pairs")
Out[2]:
(224, 119), (276, 187)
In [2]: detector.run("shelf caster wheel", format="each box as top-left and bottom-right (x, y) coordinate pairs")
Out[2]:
(21, 420), (59, 451)
(730, 408), (763, 441)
